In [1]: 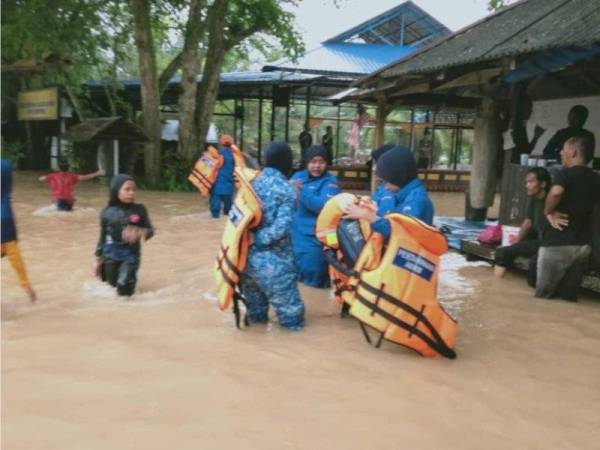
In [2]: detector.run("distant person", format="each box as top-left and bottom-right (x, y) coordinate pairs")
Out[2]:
(344, 145), (434, 240)
(542, 105), (595, 162)
(210, 134), (236, 219)
(508, 96), (545, 164)
(39, 160), (104, 211)
(321, 126), (334, 165)
(240, 141), (305, 330)
(299, 123), (313, 166)
(291, 145), (341, 288)
(494, 167), (551, 286)
(1, 159), (36, 302)
(537, 135), (600, 301)
(417, 128), (433, 169)
(95, 174), (154, 297)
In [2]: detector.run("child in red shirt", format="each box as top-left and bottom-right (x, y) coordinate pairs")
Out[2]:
(39, 161), (104, 211)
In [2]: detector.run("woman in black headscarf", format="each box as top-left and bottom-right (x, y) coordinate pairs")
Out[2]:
(94, 174), (154, 296)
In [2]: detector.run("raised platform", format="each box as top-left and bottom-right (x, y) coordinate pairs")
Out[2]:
(459, 239), (600, 294)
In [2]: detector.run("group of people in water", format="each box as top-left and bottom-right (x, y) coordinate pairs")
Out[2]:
(3, 122), (598, 334)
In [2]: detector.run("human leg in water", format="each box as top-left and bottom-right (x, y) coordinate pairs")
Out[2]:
(221, 194), (233, 216)
(209, 193), (222, 218)
(1, 241), (36, 302)
(292, 235), (330, 289)
(239, 275), (269, 323)
(102, 258), (138, 296)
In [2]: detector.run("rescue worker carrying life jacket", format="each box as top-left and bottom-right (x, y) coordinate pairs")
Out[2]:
(316, 193), (458, 358)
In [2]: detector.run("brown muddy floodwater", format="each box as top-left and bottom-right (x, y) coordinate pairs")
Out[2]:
(2, 172), (599, 450)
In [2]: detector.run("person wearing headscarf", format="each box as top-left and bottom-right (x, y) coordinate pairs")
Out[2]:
(210, 133), (236, 218)
(239, 141), (305, 330)
(1, 159), (36, 302)
(369, 143), (395, 210)
(344, 145), (433, 240)
(94, 174), (154, 296)
(290, 145), (341, 288)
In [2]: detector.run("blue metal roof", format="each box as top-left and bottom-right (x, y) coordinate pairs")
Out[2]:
(263, 1), (450, 77)
(263, 43), (416, 76)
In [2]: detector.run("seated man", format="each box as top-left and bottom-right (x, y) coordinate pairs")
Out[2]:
(542, 105), (595, 162)
(537, 135), (600, 301)
(494, 167), (551, 286)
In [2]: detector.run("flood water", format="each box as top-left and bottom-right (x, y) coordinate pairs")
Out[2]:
(2, 172), (599, 450)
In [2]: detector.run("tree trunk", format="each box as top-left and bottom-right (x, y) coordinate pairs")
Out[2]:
(470, 97), (502, 210)
(130, 0), (162, 185)
(195, 0), (228, 152)
(178, 0), (206, 162)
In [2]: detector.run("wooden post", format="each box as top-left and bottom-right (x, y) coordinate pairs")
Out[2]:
(469, 96), (501, 218)
(335, 104), (341, 161)
(372, 96), (389, 192)
(113, 139), (120, 175)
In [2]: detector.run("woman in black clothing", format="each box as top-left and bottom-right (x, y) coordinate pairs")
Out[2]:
(95, 175), (154, 296)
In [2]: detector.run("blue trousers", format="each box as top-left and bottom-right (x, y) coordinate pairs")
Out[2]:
(292, 234), (330, 289)
(210, 193), (232, 218)
(240, 248), (305, 330)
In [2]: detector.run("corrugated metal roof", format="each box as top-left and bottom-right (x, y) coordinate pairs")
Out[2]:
(263, 43), (416, 76)
(324, 0), (449, 46)
(367, 0), (600, 80)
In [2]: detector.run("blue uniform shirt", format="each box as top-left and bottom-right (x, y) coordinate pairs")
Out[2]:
(1, 159), (17, 243)
(213, 147), (234, 195)
(371, 178), (434, 239)
(291, 170), (341, 237)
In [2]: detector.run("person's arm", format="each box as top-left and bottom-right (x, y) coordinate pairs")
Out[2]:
(545, 184), (568, 230)
(95, 211), (107, 258)
(517, 219), (533, 242)
(299, 179), (341, 214)
(78, 169), (105, 182)
(542, 131), (560, 159)
(138, 205), (155, 241)
(38, 175), (47, 182)
(253, 192), (295, 249)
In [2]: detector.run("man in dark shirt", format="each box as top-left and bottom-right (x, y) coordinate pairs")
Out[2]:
(542, 105), (595, 162)
(321, 125), (334, 165)
(494, 167), (551, 286)
(299, 123), (313, 166)
(537, 135), (600, 301)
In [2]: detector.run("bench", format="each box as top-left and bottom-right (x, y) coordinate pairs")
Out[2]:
(459, 239), (600, 293)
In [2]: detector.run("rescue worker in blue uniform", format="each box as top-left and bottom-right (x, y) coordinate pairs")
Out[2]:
(344, 145), (434, 239)
(291, 145), (341, 288)
(210, 134), (235, 218)
(240, 141), (305, 330)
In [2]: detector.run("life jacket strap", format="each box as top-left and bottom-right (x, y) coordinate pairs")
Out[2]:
(232, 291), (249, 329)
(191, 168), (213, 190)
(355, 280), (456, 359)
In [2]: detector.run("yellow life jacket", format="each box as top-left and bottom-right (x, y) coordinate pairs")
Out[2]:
(348, 214), (457, 358)
(188, 145), (223, 197)
(316, 193), (381, 307)
(188, 145), (247, 197)
(316, 193), (458, 358)
(214, 167), (262, 327)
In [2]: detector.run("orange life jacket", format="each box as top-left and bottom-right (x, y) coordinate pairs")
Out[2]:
(188, 145), (223, 197)
(316, 194), (458, 358)
(214, 167), (262, 327)
(188, 145), (247, 197)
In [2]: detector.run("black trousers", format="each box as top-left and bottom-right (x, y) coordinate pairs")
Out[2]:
(102, 258), (138, 296)
(494, 238), (539, 287)
(56, 199), (73, 211)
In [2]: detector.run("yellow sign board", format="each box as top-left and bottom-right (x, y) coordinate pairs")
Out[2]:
(18, 88), (58, 121)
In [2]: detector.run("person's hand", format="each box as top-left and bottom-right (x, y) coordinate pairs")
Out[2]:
(290, 180), (303, 190)
(343, 203), (377, 223)
(358, 196), (377, 212)
(122, 225), (145, 244)
(546, 211), (569, 230)
(97, 169), (106, 176)
(94, 258), (103, 278)
(25, 286), (37, 303)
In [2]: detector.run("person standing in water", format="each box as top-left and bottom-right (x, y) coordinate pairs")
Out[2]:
(39, 160), (104, 211)
(95, 175), (154, 297)
(343, 145), (434, 240)
(344, 145), (433, 240)
(299, 123), (313, 166)
(291, 145), (341, 288)
(240, 141), (305, 330)
(210, 134), (235, 218)
(1, 159), (36, 302)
